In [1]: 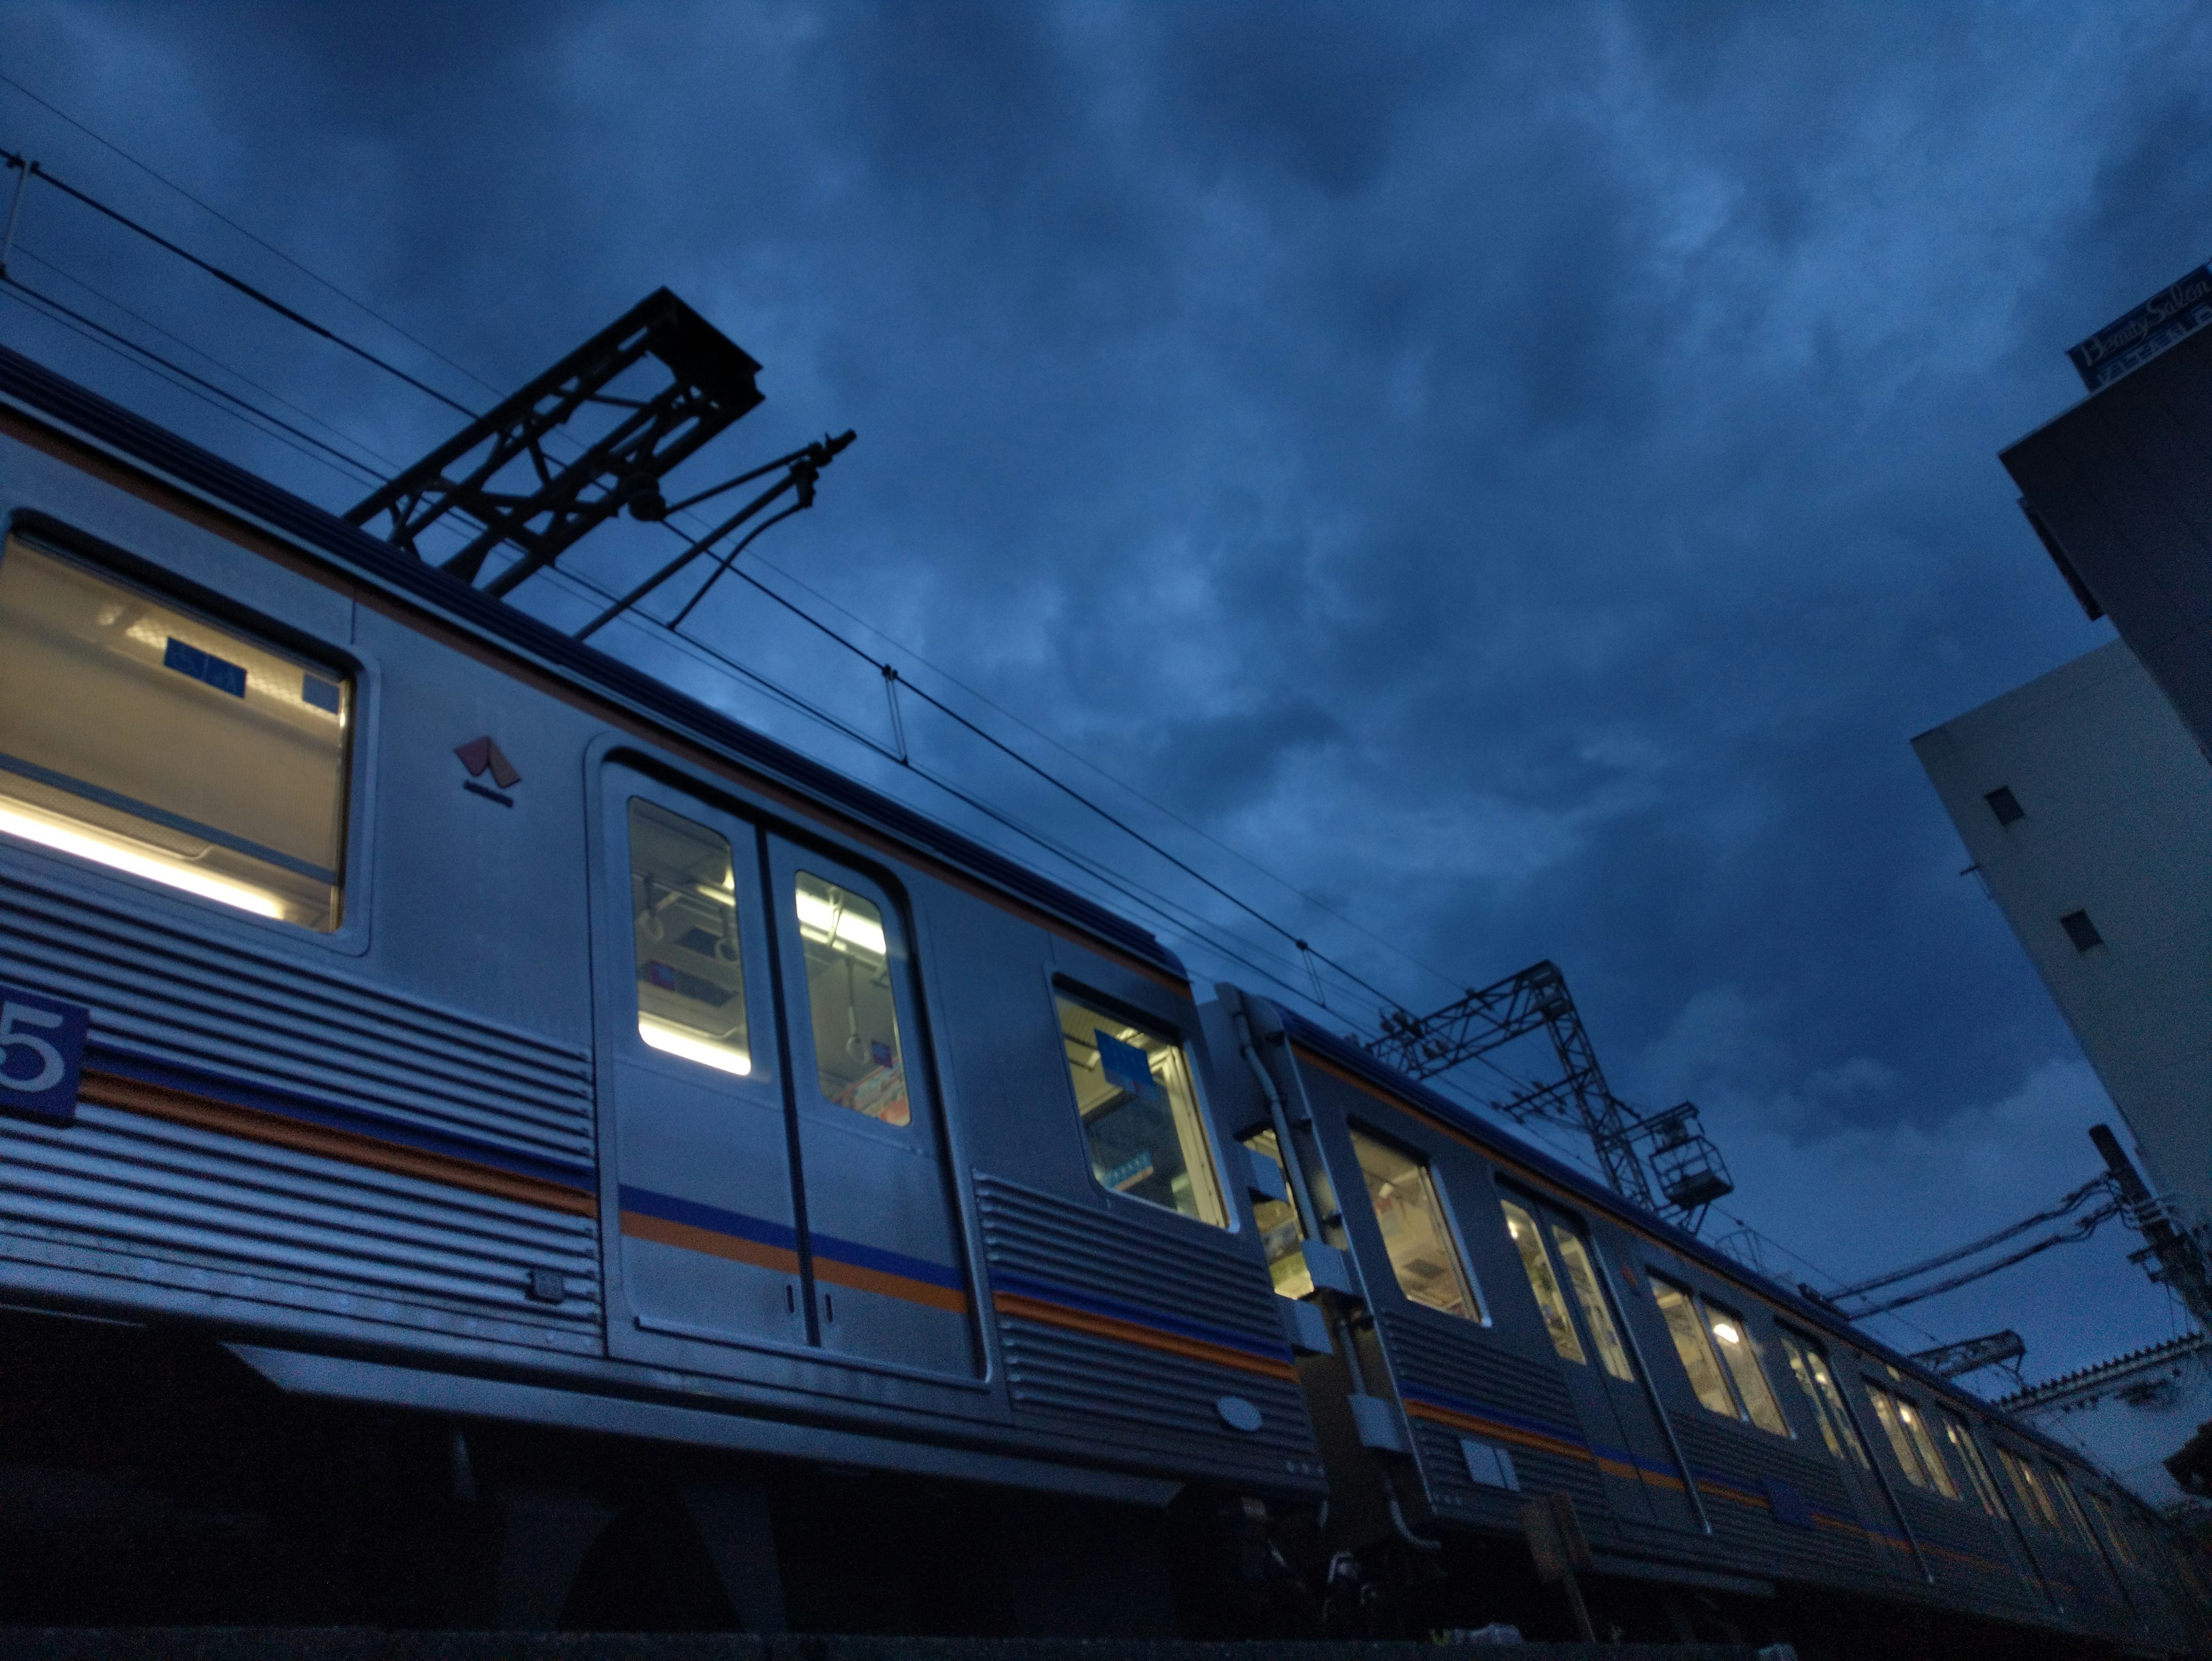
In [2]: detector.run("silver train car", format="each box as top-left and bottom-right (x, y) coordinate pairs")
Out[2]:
(0, 338), (2200, 1653)
(1207, 990), (2212, 1653)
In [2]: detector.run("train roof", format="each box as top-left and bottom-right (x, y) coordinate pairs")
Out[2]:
(1268, 1003), (2120, 1479)
(0, 342), (1184, 985)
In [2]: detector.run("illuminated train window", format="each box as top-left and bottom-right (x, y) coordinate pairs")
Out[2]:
(1241, 1128), (1315, 1297)
(796, 872), (908, 1126)
(1651, 1277), (1789, 1435)
(1351, 1128), (1479, 1321)
(1778, 1330), (1871, 1469)
(1865, 1382), (1961, 1499)
(1056, 990), (1225, 1226)
(1939, 1409), (2009, 1520)
(628, 800), (751, 1076)
(0, 534), (349, 929)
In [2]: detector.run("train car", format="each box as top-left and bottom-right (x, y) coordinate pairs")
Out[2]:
(0, 339), (1331, 1632)
(1207, 984), (2212, 1651)
(0, 331), (2202, 1653)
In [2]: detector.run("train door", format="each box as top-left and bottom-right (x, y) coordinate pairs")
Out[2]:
(1497, 1191), (1668, 1527)
(764, 834), (974, 1377)
(601, 769), (807, 1355)
(597, 766), (976, 1382)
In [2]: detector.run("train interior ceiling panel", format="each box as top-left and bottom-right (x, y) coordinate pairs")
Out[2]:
(0, 328), (2203, 1652)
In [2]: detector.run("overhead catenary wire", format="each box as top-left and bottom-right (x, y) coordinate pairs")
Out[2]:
(1819, 1174), (2117, 1304)
(0, 148), (478, 419)
(0, 101), (1431, 1044)
(0, 70), (503, 405)
(1842, 1202), (2123, 1319)
(7, 243), (404, 476)
(0, 274), (385, 487)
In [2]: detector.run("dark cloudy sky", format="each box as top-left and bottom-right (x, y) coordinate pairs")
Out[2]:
(3, 2), (2207, 1477)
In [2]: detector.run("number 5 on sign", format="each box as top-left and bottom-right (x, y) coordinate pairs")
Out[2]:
(0, 985), (88, 1126)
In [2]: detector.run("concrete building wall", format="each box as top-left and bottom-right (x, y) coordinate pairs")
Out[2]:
(1914, 641), (2212, 1229)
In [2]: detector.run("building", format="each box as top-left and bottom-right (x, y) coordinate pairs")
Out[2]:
(1913, 640), (2212, 1233)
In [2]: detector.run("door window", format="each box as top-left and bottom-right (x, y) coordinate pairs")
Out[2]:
(1939, 1410), (2008, 1520)
(1241, 1128), (1314, 1296)
(1778, 1330), (1871, 1469)
(1997, 1446), (2063, 1531)
(2047, 1465), (2103, 1553)
(1055, 991), (1225, 1225)
(1502, 1199), (1584, 1362)
(1349, 1127), (1480, 1319)
(1866, 1383), (1960, 1498)
(630, 799), (753, 1076)
(0, 532), (349, 929)
(2083, 1488), (2138, 1567)
(795, 872), (909, 1126)
(1652, 1277), (1787, 1433)
(1550, 1224), (1634, 1381)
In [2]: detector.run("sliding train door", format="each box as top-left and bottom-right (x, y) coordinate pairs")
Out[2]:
(596, 765), (978, 1386)
(764, 834), (976, 1378)
(600, 766), (807, 1354)
(1497, 1191), (1702, 1530)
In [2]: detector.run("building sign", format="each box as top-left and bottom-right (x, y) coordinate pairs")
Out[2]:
(2067, 263), (2212, 392)
(0, 982), (88, 1125)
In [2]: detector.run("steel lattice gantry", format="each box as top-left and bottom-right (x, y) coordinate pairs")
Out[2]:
(1370, 959), (1733, 1228)
(345, 288), (764, 596)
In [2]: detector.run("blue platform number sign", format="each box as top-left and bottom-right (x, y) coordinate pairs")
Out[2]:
(0, 984), (88, 1126)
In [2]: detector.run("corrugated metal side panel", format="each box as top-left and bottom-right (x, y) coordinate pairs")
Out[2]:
(978, 1175), (1285, 1337)
(993, 1316), (1316, 1475)
(975, 1175), (1322, 1489)
(1889, 1489), (2051, 1620)
(0, 1104), (599, 1344)
(1378, 1308), (1608, 1531)
(0, 872), (600, 1342)
(0, 874), (592, 1166)
(1667, 1413), (1889, 1588)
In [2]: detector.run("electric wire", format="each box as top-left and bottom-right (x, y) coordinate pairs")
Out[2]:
(0, 99), (1455, 1041)
(1, 148), (478, 419)
(0, 70), (503, 404)
(0, 275), (384, 488)
(1821, 1175), (2117, 1303)
(1844, 1203), (2123, 1319)
(743, 546), (1474, 1000)
(9, 243), (404, 476)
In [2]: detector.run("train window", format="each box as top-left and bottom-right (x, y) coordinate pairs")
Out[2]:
(1652, 1277), (1735, 1416)
(1865, 1383), (1957, 1496)
(1241, 1129), (1314, 1296)
(0, 533), (348, 930)
(796, 872), (908, 1126)
(1779, 1331), (1870, 1469)
(1650, 1278), (1786, 1432)
(1056, 992), (1226, 1226)
(1865, 1386), (1930, 1487)
(1501, 1200), (1584, 1361)
(1705, 1300), (1789, 1435)
(1996, 1446), (2063, 1532)
(2047, 1465), (2101, 1553)
(1897, 1398), (1960, 1500)
(1350, 1128), (1480, 1319)
(630, 801), (752, 1074)
(1550, 1224), (1634, 1382)
(2084, 1488), (2138, 1567)
(1938, 1412), (2007, 1520)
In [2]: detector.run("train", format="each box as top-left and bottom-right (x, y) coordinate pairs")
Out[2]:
(0, 333), (2203, 1655)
